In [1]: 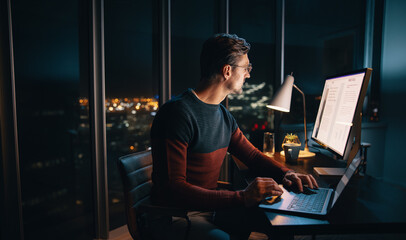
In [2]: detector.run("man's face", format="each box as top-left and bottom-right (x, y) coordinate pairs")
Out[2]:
(227, 54), (251, 95)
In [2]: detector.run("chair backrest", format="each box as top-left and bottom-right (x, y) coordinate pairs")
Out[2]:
(117, 149), (153, 240)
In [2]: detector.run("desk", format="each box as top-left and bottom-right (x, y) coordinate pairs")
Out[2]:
(232, 153), (406, 239)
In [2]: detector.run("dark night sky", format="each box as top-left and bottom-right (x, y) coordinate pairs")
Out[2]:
(12, 1), (80, 83)
(12, 0), (156, 98)
(10, 0), (367, 100)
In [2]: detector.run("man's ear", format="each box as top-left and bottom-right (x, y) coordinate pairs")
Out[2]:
(222, 64), (232, 80)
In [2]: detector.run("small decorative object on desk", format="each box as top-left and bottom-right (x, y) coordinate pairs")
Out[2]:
(281, 133), (301, 162)
(282, 133), (301, 147)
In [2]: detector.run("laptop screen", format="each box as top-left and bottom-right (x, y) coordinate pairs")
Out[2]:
(332, 157), (361, 206)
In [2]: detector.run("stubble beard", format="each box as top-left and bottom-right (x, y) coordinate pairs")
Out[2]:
(236, 78), (246, 94)
(228, 76), (246, 95)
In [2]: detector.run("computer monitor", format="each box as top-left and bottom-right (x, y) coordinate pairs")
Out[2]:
(312, 68), (372, 164)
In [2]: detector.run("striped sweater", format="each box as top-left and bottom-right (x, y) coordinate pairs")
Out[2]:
(150, 89), (290, 210)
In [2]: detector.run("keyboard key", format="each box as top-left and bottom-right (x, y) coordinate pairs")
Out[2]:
(287, 188), (328, 213)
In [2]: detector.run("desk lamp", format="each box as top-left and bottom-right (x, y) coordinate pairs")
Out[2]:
(267, 74), (315, 158)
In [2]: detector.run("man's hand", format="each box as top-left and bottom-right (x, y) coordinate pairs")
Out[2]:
(282, 171), (319, 192)
(243, 177), (283, 207)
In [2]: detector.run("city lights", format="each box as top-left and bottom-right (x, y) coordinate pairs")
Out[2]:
(79, 97), (158, 113)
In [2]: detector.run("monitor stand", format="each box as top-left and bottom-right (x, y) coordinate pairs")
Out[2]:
(313, 113), (362, 177)
(314, 166), (346, 177)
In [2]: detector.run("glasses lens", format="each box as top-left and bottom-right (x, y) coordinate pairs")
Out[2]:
(247, 64), (252, 73)
(231, 64), (252, 73)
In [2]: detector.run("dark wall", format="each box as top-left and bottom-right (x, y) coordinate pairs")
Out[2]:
(381, 0), (406, 187)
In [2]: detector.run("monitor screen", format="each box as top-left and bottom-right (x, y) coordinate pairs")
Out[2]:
(312, 69), (371, 158)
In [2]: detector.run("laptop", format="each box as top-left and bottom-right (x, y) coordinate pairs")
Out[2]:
(259, 156), (361, 217)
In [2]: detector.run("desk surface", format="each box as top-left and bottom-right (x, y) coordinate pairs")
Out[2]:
(232, 152), (406, 237)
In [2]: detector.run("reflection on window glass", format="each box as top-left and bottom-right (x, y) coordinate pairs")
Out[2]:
(229, 0), (276, 149)
(105, 0), (157, 230)
(284, 0), (366, 124)
(12, 0), (93, 239)
(171, 0), (216, 96)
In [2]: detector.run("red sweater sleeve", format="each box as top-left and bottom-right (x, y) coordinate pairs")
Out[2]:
(228, 128), (291, 182)
(162, 138), (245, 210)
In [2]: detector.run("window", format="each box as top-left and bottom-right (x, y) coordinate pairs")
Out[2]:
(229, 0), (277, 149)
(105, 0), (157, 229)
(171, 0), (217, 96)
(12, 0), (93, 239)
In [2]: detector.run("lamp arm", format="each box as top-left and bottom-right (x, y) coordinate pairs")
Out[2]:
(293, 84), (309, 151)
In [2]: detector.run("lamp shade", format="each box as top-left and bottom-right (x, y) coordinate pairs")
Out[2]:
(266, 75), (294, 112)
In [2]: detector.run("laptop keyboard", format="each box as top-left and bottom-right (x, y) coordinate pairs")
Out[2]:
(287, 188), (328, 213)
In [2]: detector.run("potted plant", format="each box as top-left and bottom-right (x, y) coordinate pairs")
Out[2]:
(282, 133), (301, 147)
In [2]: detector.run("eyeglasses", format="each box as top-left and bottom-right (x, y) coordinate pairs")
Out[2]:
(231, 63), (252, 73)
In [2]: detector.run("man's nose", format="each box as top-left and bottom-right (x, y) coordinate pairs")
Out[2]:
(246, 72), (251, 78)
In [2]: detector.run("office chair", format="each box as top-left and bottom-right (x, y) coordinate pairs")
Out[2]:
(117, 149), (190, 240)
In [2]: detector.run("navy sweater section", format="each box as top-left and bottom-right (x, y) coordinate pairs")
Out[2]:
(151, 89), (237, 154)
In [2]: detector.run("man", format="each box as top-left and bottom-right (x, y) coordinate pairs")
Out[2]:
(150, 33), (318, 239)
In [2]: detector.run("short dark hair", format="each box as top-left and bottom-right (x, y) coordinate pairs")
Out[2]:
(200, 33), (250, 80)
